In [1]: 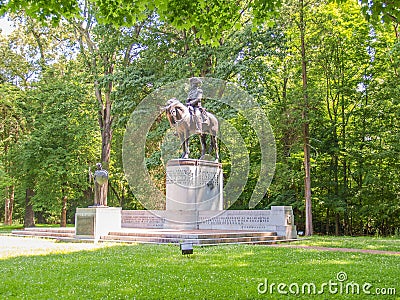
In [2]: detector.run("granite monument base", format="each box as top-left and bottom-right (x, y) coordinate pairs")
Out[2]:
(166, 159), (223, 211)
(164, 159), (223, 229)
(75, 207), (121, 241)
(121, 206), (297, 239)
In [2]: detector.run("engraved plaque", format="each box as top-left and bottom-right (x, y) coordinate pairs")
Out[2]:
(76, 215), (95, 236)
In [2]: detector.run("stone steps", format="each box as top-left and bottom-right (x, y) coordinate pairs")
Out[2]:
(11, 227), (75, 239)
(109, 229), (277, 239)
(11, 227), (288, 245)
(101, 235), (283, 245)
(101, 229), (285, 245)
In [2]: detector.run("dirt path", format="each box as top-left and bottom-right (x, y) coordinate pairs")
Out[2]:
(270, 244), (400, 255)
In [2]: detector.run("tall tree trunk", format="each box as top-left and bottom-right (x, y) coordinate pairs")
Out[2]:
(335, 212), (340, 235)
(325, 207), (330, 235)
(299, 0), (313, 236)
(61, 193), (67, 227)
(74, 22), (113, 207)
(24, 188), (35, 227)
(341, 93), (349, 235)
(72, 21), (143, 208)
(4, 185), (15, 225)
(303, 122), (312, 236)
(96, 79), (113, 207)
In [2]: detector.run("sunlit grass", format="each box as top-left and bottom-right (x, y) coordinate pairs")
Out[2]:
(0, 224), (23, 233)
(0, 224), (74, 234)
(0, 243), (398, 299)
(292, 235), (400, 252)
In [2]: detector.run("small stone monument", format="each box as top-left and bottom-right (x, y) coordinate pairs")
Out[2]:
(75, 163), (121, 241)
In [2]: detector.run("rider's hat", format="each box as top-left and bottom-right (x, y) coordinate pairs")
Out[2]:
(189, 77), (202, 86)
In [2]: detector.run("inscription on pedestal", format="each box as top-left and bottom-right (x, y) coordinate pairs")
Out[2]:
(166, 159), (224, 211)
(198, 170), (220, 188)
(199, 215), (270, 226)
(120, 206), (298, 239)
(75, 215), (94, 236)
(166, 169), (194, 186)
(122, 215), (164, 228)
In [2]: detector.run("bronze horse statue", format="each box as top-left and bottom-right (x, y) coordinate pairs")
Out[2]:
(162, 98), (219, 161)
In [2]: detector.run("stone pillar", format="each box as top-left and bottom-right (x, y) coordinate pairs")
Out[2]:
(165, 159), (223, 229)
(75, 207), (121, 242)
(270, 206), (298, 239)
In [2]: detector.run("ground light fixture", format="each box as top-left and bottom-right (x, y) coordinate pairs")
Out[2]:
(180, 242), (194, 255)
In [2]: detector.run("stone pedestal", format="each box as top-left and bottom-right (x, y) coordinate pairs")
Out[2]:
(165, 159), (223, 228)
(166, 159), (223, 210)
(75, 207), (121, 241)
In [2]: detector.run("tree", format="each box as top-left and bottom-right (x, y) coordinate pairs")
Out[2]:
(297, 0), (313, 236)
(1, 0), (279, 44)
(309, 1), (371, 234)
(18, 65), (99, 225)
(2, 0), (399, 235)
(0, 83), (25, 225)
(70, 3), (149, 205)
(0, 28), (32, 224)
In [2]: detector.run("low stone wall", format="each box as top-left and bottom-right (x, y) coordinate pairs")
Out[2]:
(121, 206), (297, 239)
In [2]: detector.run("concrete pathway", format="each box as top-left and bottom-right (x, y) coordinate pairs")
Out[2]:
(0, 235), (110, 259)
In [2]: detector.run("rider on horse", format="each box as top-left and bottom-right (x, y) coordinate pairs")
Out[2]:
(186, 77), (206, 134)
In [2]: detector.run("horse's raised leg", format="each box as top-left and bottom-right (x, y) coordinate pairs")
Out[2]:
(199, 134), (207, 160)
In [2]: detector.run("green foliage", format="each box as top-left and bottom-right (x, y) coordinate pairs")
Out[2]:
(9, 63), (101, 222)
(0, 163), (12, 190)
(1, 0), (281, 45)
(0, 0), (79, 26)
(359, 0), (400, 24)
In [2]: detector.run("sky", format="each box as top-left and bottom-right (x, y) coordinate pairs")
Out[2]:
(0, 16), (15, 36)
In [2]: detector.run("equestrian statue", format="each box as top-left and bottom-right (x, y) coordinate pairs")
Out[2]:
(162, 78), (219, 161)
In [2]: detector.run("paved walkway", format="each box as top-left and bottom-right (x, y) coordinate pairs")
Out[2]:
(0, 235), (110, 259)
(270, 244), (400, 255)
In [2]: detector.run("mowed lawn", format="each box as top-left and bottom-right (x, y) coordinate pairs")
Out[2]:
(291, 235), (400, 252)
(0, 237), (399, 299)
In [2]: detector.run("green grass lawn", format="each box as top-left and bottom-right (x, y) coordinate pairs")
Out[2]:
(0, 224), (74, 234)
(0, 224), (23, 233)
(292, 235), (400, 252)
(0, 242), (398, 299)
